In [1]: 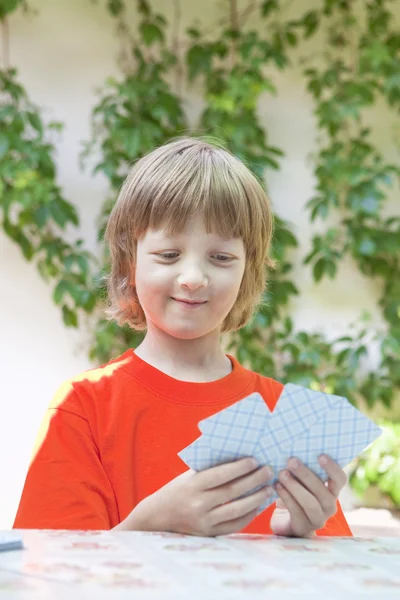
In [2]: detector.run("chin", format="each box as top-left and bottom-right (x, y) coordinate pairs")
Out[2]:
(168, 329), (209, 341)
(163, 323), (217, 341)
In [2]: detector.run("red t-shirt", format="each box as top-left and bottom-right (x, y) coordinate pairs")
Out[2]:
(13, 350), (352, 536)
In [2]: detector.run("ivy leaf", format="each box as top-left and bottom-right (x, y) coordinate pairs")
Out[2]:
(302, 11), (319, 38)
(187, 27), (200, 39)
(107, 0), (124, 17)
(186, 45), (212, 80)
(139, 22), (164, 46)
(26, 111), (43, 135)
(62, 305), (78, 328)
(261, 0), (278, 17)
(0, 0), (21, 19)
(313, 257), (337, 282)
(34, 204), (50, 228)
(79, 290), (97, 312)
(3, 219), (34, 259)
(285, 30), (297, 47)
(137, 0), (150, 17)
(53, 280), (69, 304)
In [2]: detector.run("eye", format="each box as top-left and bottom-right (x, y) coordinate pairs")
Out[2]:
(157, 251), (179, 260)
(213, 254), (234, 263)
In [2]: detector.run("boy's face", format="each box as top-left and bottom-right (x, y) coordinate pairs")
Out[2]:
(135, 216), (246, 341)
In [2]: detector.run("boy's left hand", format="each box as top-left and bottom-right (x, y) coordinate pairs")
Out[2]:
(270, 455), (347, 538)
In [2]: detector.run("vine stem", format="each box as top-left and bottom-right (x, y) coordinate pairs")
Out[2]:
(172, 0), (183, 95)
(1, 17), (10, 70)
(229, 0), (239, 68)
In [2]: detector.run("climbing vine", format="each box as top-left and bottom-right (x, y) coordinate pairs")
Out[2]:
(1, 0), (399, 413)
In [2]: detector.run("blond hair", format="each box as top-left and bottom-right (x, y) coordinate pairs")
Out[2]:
(105, 137), (275, 332)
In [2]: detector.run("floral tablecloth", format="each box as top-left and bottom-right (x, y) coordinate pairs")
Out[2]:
(0, 530), (399, 598)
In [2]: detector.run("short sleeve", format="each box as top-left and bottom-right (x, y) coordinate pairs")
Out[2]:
(13, 397), (119, 530)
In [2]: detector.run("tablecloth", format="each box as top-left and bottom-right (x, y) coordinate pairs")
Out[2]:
(0, 529), (399, 598)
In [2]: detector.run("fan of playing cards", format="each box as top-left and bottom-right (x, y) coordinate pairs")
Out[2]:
(178, 384), (382, 514)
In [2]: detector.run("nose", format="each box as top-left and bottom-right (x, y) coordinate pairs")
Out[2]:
(177, 262), (208, 291)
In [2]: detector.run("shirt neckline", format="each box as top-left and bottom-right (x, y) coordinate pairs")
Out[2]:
(120, 349), (255, 406)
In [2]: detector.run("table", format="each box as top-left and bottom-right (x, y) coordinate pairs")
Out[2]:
(1, 530), (399, 598)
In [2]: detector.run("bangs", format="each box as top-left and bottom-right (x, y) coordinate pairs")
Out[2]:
(128, 141), (256, 245)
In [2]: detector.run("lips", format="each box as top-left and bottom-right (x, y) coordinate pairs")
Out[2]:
(172, 298), (207, 305)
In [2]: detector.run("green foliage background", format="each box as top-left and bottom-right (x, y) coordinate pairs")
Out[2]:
(0, 0), (399, 502)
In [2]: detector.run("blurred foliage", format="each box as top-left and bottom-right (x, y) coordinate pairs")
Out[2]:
(349, 421), (400, 507)
(303, 0), (400, 409)
(0, 0), (27, 19)
(0, 68), (98, 327)
(0, 0), (399, 411)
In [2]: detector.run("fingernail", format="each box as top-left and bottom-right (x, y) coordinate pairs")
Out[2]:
(249, 458), (258, 468)
(289, 458), (300, 470)
(265, 486), (274, 497)
(319, 455), (328, 465)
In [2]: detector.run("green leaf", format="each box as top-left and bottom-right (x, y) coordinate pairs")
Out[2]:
(139, 22), (164, 46)
(49, 202), (68, 228)
(261, 0), (278, 17)
(53, 280), (69, 304)
(187, 27), (200, 39)
(137, 0), (150, 17)
(302, 11), (319, 38)
(16, 231), (34, 260)
(107, 0), (124, 17)
(62, 305), (78, 328)
(76, 255), (90, 277)
(0, 0), (21, 19)
(26, 111), (43, 135)
(313, 258), (327, 282)
(186, 44), (212, 80)
(34, 204), (50, 228)
(80, 290), (97, 312)
(285, 30), (297, 47)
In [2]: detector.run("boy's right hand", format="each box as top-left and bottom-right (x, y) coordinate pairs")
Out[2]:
(117, 458), (273, 536)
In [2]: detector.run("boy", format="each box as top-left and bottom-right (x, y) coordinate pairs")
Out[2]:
(14, 138), (351, 537)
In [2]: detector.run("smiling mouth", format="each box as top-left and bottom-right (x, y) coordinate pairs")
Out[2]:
(172, 298), (207, 306)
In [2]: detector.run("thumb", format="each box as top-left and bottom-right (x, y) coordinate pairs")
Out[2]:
(275, 498), (288, 511)
(270, 500), (293, 537)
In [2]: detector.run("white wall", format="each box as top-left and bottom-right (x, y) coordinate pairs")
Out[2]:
(1, 0), (399, 528)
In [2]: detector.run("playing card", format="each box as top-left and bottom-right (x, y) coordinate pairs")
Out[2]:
(0, 532), (23, 553)
(178, 384), (382, 513)
(178, 435), (220, 471)
(198, 393), (271, 461)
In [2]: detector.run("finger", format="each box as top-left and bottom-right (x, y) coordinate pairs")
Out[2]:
(274, 482), (313, 537)
(198, 458), (259, 490)
(278, 470), (326, 530)
(210, 485), (272, 526)
(209, 465), (273, 507)
(286, 458), (335, 515)
(275, 497), (287, 510)
(318, 455), (347, 497)
(211, 508), (259, 537)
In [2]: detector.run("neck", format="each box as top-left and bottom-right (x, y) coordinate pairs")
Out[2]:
(134, 326), (231, 382)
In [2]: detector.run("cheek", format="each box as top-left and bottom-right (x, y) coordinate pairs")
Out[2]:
(135, 264), (172, 300)
(214, 268), (244, 303)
